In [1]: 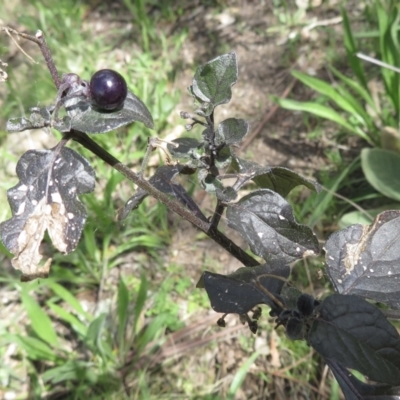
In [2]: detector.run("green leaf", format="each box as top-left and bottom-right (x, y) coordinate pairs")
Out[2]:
(275, 98), (371, 142)
(328, 65), (375, 112)
(215, 118), (249, 146)
(6, 333), (57, 361)
(86, 313), (106, 344)
(377, 2), (400, 113)
(21, 289), (59, 347)
(292, 71), (362, 117)
(117, 278), (129, 348)
(42, 360), (98, 385)
(338, 205), (400, 229)
(46, 280), (89, 319)
(133, 275), (148, 334)
(191, 52), (238, 116)
(229, 351), (260, 397)
(136, 314), (167, 354)
(47, 302), (87, 337)
(308, 157), (359, 228)
(361, 148), (400, 201)
(341, 7), (368, 89)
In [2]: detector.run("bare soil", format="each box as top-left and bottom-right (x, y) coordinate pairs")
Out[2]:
(0, 1), (361, 398)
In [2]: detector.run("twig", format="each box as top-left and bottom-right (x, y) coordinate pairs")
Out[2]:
(2, 27), (261, 268)
(73, 131), (260, 267)
(1, 27), (61, 87)
(2, 27), (37, 64)
(357, 52), (400, 74)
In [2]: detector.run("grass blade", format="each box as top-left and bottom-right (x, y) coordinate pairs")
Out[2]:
(275, 98), (371, 143)
(133, 274), (148, 334)
(47, 302), (87, 337)
(117, 278), (129, 350)
(329, 65), (375, 110)
(228, 351), (260, 398)
(5, 333), (57, 361)
(341, 7), (368, 89)
(46, 280), (89, 320)
(20, 289), (59, 347)
(292, 71), (363, 118)
(377, 2), (400, 115)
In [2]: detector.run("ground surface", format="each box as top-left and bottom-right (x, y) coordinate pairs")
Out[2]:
(0, 1), (360, 399)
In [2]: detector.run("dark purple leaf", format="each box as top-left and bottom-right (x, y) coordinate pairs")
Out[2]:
(118, 165), (206, 222)
(325, 211), (400, 309)
(6, 91), (153, 135)
(326, 359), (400, 400)
(231, 157), (321, 197)
(198, 261), (290, 315)
(66, 90), (154, 133)
(226, 189), (319, 263)
(167, 138), (203, 159)
(7, 106), (52, 133)
(308, 294), (400, 386)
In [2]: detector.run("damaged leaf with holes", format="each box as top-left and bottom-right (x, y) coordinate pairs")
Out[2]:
(325, 210), (400, 309)
(0, 147), (95, 281)
(226, 189), (320, 263)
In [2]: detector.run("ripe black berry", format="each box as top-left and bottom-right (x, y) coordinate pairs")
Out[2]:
(90, 69), (128, 111)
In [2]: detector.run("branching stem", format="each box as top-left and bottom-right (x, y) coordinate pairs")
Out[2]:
(73, 131), (259, 267)
(2, 27), (260, 268)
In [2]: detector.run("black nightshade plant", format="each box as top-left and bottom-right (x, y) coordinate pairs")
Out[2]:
(1, 27), (400, 399)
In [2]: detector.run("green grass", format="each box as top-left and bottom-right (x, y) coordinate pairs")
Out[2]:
(277, 0), (400, 232)
(0, 0), (190, 398)
(0, 0), (372, 398)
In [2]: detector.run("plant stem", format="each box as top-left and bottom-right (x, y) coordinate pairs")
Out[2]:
(210, 200), (224, 229)
(1, 28), (61, 88)
(3, 27), (260, 267)
(73, 131), (259, 267)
